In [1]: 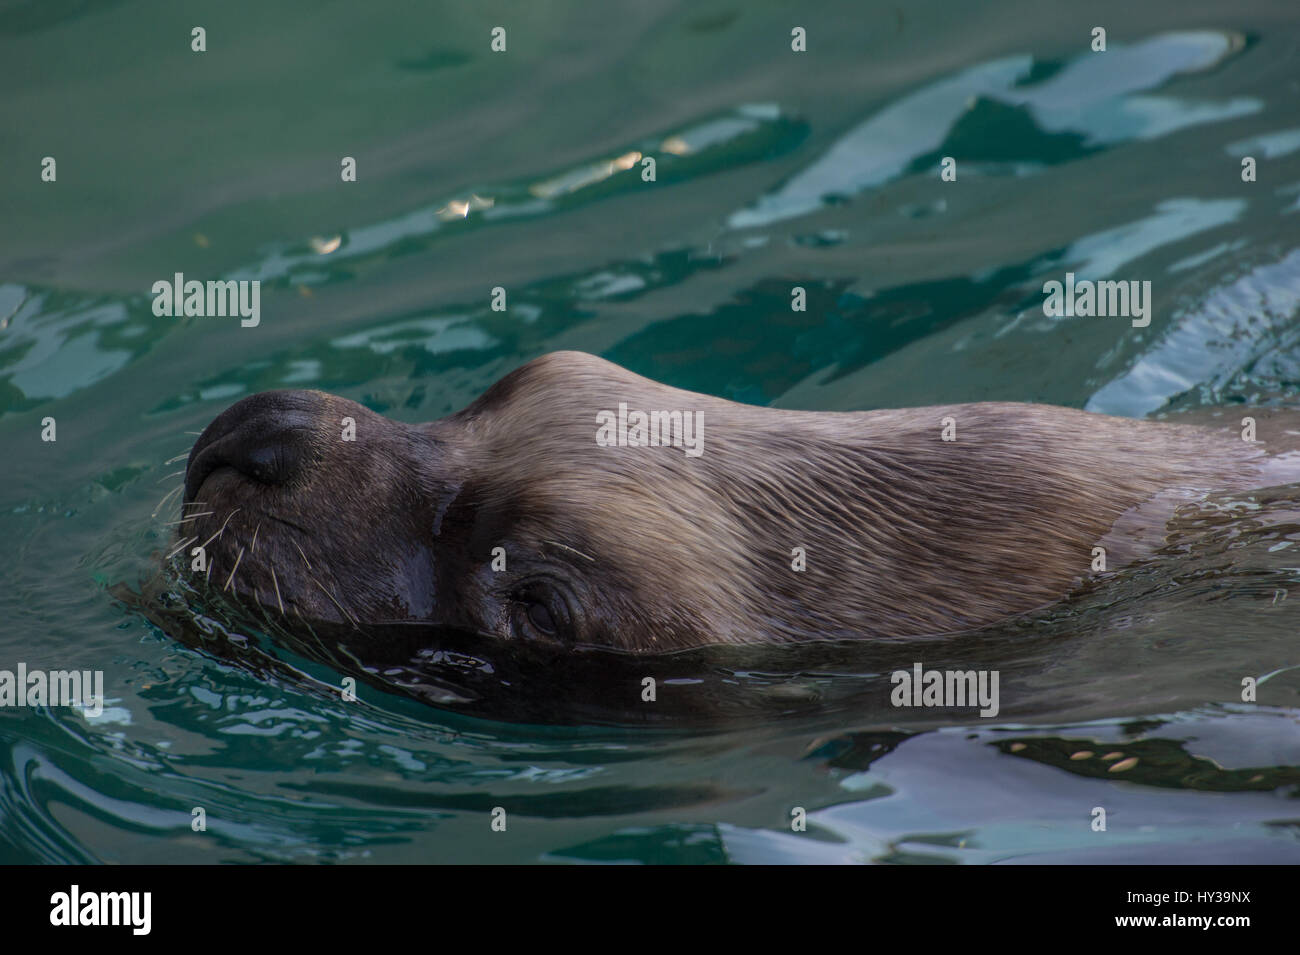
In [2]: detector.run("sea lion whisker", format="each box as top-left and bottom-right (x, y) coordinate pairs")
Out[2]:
(163, 511), (213, 524)
(166, 535), (198, 560)
(271, 567), (285, 616)
(541, 539), (595, 562)
(296, 608), (321, 643)
(151, 483), (185, 518)
(223, 547), (245, 592)
(294, 539), (312, 571)
(155, 470), (185, 483)
(164, 450), (193, 466)
(250, 521), (261, 554)
(263, 513), (312, 536)
(308, 573), (358, 629)
(199, 507), (242, 549)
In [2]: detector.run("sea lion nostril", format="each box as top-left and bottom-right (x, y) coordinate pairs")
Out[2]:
(184, 391), (324, 503)
(227, 438), (303, 485)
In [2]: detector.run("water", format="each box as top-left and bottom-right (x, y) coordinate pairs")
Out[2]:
(2, 1), (1300, 864)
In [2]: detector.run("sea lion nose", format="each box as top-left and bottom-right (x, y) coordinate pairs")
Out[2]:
(184, 390), (325, 504)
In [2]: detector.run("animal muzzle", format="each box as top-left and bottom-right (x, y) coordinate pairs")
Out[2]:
(184, 390), (328, 504)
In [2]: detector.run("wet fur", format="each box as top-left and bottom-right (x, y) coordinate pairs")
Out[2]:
(180, 351), (1278, 651)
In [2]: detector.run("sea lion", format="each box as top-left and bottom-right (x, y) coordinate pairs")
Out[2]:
(178, 350), (1288, 652)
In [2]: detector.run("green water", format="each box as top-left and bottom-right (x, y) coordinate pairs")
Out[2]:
(3, 0), (1300, 863)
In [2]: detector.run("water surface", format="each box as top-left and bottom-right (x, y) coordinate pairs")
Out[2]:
(2, 0), (1299, 863)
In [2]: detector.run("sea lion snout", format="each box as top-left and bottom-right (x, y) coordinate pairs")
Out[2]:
(180, 385), (455, 627)
(184, 390), (328, 504)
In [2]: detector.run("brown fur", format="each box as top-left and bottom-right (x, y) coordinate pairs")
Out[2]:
(179, 351), (1275, 651)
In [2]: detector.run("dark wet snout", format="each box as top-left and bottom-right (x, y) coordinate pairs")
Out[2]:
(184, 391), (326, 504)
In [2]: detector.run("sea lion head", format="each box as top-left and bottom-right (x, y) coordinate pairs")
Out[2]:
(181, 351), (791, 652)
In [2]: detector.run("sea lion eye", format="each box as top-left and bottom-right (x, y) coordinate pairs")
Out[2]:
(526, 601), (556, 635)
(512, 582), (571, 640)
